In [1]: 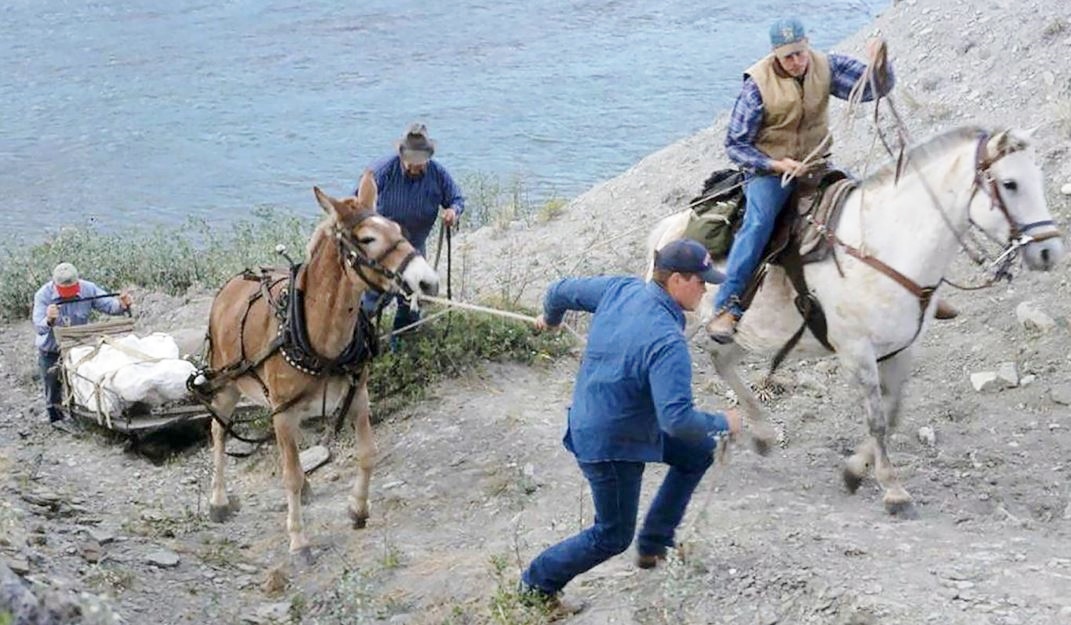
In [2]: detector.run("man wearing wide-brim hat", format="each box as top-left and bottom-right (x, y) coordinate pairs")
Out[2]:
(31, 262), (132, 428)
(707, 18), (920, 342)
(359, 122), (465, 349)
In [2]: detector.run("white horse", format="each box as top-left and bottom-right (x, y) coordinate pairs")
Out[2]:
(648, 126), (1065, 516)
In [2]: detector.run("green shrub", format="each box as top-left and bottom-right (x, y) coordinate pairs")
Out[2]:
(369, 304), (572, 415)
(0, 208), (312, 321)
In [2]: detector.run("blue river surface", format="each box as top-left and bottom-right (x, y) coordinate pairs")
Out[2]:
(0, 0), (885, 239)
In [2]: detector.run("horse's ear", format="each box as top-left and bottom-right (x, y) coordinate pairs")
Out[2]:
(313, 186), (339, 218)
(355, 171), (378, 211)
(986, 130), (1011, 158)
(988, 129), (1028, 159)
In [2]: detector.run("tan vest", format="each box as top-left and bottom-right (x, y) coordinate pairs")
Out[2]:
(745, 50), (832, 162)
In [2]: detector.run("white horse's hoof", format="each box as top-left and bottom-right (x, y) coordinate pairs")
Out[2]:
(749, 422), (777, 456)
(290, 546), (316, 569)
(843, 455), (870, 494)
(209, 503), (233, 523)
(884, 498), (918, 519)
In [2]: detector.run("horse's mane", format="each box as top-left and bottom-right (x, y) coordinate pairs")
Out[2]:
(859, 125), (987, 191)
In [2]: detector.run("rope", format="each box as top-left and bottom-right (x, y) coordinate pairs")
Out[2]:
(414, 294), (586, 344)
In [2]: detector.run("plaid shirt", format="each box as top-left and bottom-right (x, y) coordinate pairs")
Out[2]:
(362, 155), (465, 253)
(724, 53), (896, 172)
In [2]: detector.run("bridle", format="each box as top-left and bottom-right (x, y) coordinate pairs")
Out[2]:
(333, 210), (420, 294)
(933, 132), (1064, 289)
(821, 130), (1063, 361)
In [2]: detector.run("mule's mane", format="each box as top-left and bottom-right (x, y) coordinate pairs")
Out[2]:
(859, 126), (986, 191)
(306, 215), (337, 259)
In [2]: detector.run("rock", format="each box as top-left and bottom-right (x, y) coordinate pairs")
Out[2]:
(917, 426), (937, 446)
(83, 528), (116, 545)
(1019, 374), (1036, 387)
(1050, 384), (1071, 406)
(7, 558), (30, 575)
(1015, 301), (1056, 332)
(1064, 502), (1071, 520)
(81, 541), (102, 563)
(145, 549), (181, 568)
(261, 565), (289, 595)
(251, 601), (292, 623)
(1061, 182), (1071, 196)
(140, 510), (165, 523)
(996, 362), (1019, 387)
(299, 445), (331, 474)
(970, 371), (1001, 392)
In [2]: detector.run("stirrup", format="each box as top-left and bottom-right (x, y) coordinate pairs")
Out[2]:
(708, 309), (739, 344)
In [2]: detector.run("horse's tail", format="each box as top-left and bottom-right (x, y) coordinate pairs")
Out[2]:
(645, 211), (692, 280)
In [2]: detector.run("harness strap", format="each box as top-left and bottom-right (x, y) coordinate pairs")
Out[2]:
(768, 241), (836, 374)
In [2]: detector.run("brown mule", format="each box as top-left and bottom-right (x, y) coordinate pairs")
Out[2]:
(202, 173), (439, 563)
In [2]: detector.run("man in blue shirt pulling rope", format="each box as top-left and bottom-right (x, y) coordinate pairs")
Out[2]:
(519, 239), (742, 616)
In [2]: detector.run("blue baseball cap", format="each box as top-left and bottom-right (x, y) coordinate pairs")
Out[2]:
(654, 239), (726, 284)
(769, 17), (807, 54)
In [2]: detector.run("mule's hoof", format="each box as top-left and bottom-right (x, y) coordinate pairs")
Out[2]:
(290, 546), (316, 569)
(750, 434), (772, 457)
(348, 507), (369, 529)
(300, 480), (313, 506)
(842, 467), (864, 494)
(884, 498), (918, 519)
(209, 503), (233, 523)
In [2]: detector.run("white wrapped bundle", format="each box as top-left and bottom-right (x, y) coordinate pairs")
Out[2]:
(64, 333), (196, 417)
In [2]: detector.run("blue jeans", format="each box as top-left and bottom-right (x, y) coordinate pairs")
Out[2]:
(713, 173), (796, 317)
(521, 434), (715, 594)
(38, 350), (65, 422)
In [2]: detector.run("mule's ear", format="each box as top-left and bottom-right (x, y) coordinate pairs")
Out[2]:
(313, 186), (339, 218)
(355, 171), (378, 211)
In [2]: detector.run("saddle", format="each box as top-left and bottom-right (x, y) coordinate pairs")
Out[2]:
(740, 167), (859, 371)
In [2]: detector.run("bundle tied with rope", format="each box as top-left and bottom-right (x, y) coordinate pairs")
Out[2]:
(55, 321), (196, 428)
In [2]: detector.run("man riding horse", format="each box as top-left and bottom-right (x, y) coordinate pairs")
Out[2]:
(708, 17), (956, 343)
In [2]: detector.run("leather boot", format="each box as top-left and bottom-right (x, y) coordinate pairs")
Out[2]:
(707, 309), (739, 344)
(934, 299), (959, 320)
(636, 552), (667, 569)
(518, 585), (586, 620)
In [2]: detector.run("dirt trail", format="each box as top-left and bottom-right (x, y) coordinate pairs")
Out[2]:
(4, 0), (1071, 622)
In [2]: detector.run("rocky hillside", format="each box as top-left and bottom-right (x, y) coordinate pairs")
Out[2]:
(2, 1), (1070, 624)
(454, 0), (1071, 306)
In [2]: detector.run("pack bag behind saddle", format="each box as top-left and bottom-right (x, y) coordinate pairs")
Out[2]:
(682, 168), (747, 259)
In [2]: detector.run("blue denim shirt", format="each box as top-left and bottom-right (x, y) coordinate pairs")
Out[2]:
(544, 276), (730, 463)
(363, 155), (465, 253)
(32, 280), (125, 353)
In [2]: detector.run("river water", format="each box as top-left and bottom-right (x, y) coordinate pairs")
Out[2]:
(0, 0), (884, 238)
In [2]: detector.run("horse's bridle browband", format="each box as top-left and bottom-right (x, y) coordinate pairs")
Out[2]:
(971, 132), (1062, 247)
(334, 210), (419, 292)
